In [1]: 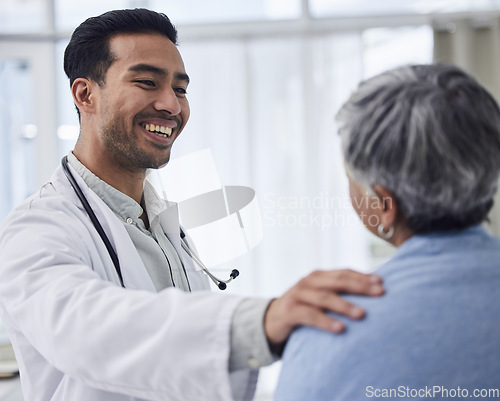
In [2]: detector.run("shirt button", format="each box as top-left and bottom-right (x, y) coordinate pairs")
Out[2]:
(247, 357), (260, 369)
(126, 217), (134, 224)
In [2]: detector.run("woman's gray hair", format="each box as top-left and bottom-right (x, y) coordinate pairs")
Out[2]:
(337, 64), (500, 233)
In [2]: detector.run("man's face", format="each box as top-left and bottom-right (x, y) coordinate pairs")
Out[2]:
(93, 32), (190, 170)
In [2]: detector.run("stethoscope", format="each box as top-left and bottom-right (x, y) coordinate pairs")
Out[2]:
(61, 156), (239, 290)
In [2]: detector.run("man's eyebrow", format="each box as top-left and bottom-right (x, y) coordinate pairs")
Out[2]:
(128, 64), (190, 84)
(175, 72), (190, 85)
(129, 64), (167, 76)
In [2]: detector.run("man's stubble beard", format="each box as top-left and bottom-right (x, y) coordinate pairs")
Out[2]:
(101, 117), (172, 171)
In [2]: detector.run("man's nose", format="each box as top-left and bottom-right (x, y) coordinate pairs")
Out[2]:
(154, 87), (181, 115)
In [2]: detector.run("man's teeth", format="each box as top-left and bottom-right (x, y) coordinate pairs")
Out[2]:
(144, 123), (172, 137)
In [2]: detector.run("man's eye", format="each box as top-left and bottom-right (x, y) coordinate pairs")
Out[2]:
(136, 80), (155, 87)
(175, 87), (188, 96)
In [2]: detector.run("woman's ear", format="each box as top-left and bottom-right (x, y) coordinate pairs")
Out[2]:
(71, 78), (97, 116)
(372, 184), (398, 229)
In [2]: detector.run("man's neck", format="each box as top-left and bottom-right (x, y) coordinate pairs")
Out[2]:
(73, 147), (146, 205)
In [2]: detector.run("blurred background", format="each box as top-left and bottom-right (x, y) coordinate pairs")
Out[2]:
(2, 0), (500, 399)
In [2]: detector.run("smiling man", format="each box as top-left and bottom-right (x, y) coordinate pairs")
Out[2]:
(0, 9), (384, 401)
(71, 31), (190, 212)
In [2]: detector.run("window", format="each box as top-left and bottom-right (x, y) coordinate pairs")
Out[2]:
(55, 0), (301, 32)
(310, 0), (500, 17)
(0, 60), (36, 220)
(0, 0), (47, 33)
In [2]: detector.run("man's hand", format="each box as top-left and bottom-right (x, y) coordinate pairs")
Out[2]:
(264, 269), (384, 345)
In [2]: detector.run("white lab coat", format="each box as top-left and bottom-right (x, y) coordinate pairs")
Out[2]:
(0, 164), (258, 401)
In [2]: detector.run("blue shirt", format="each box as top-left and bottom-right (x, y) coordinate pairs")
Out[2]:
(275, 226), (500, 400)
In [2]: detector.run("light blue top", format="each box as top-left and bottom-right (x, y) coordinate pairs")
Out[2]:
(275, 226), (500, 401)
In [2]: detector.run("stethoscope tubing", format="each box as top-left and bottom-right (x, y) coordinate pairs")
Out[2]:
(62, 156), (125, 287)
(179, 231), (239, 290)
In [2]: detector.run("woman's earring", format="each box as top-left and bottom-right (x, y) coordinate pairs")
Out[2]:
(377, 224), (394, 240)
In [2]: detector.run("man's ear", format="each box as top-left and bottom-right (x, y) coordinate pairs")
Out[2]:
(372, 184), (398, 229)
(71, 78), (98, 116)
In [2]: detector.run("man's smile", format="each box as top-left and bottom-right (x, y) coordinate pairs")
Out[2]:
(139, 117), (179, 140)
(142, 123), (173, 137)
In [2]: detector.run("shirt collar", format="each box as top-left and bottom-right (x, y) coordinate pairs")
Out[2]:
(67, 152), (172, 227)
(143, 179), (174, 225)
(67, 152), (144, 222)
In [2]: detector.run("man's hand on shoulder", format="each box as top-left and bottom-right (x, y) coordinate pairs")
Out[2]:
(264, 269), (384, 346)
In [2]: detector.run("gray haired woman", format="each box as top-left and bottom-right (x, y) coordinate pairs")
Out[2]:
(275, 64), (500, 401)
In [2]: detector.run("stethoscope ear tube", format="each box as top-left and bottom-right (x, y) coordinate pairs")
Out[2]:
(61, 156), (125, 287)
(180, 228), (239, 290)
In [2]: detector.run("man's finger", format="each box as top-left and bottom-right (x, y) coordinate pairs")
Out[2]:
(297, 269), (384, 296)
(291, 305), (346, 334)
(291, 288), (366, 320)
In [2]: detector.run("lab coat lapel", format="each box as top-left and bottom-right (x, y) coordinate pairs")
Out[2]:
(56, 164), (157, 292)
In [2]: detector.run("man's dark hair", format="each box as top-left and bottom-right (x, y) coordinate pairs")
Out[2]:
(64, 8), (178, 88)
